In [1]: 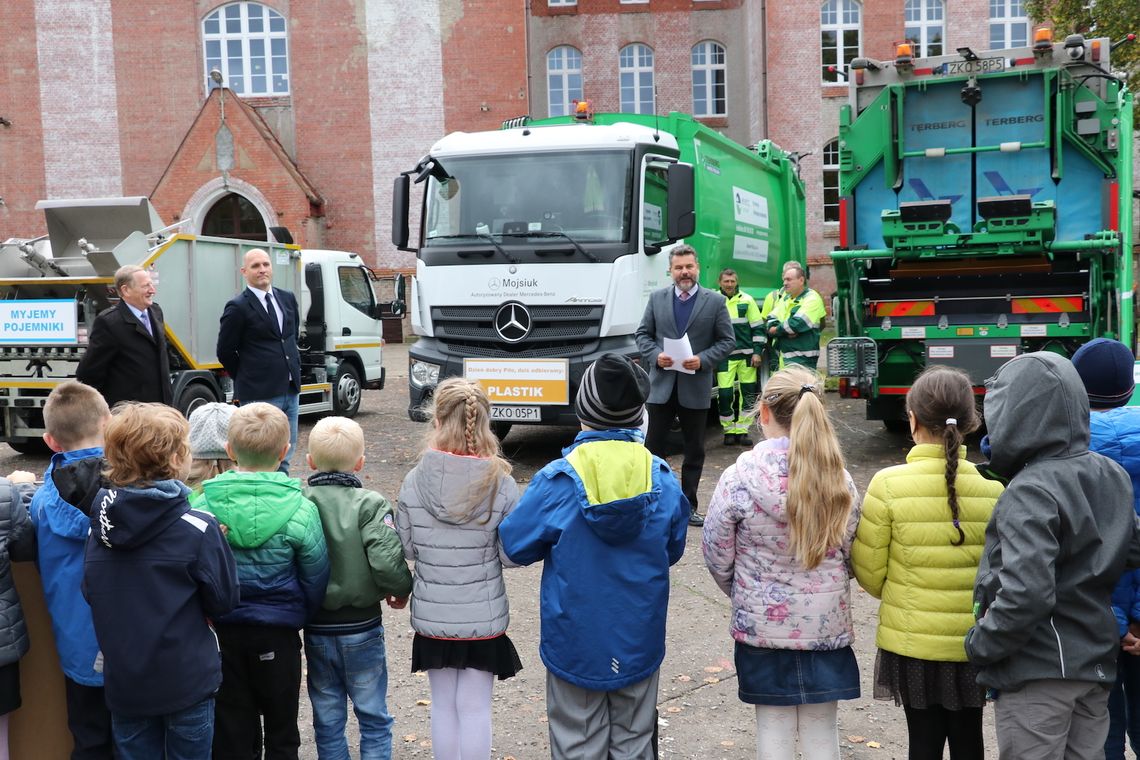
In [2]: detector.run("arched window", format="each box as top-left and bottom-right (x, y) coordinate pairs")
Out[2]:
(203, 2), (289, 96)
(619, 44), (655, 115)
(823, 139), (841, 224)
(202, 193), (268, 241)
(820, 0), (861, 84)
(905, 0), (945, 57)
(691, 41), (726, 117)
(989, 0), (1029, 49)
(547, 46), (583, 117)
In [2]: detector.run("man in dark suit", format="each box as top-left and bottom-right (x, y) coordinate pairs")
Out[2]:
(217, 248), (302, 471)
(635, 245), (735, 526)
(76, 265), (173, 409)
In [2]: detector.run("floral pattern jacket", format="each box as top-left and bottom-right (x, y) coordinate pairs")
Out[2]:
(702, 437), (861, 651)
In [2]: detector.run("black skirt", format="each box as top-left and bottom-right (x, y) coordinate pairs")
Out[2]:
(411, 633), (522, 681)
(873, 649), (986, 710)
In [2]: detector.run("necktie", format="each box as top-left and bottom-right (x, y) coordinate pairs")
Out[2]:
(139, 310), (153, 337)
(679, 290), (691, 302)
(265, 292), (281, 334)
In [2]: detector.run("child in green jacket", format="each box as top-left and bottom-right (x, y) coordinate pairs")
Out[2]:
(302, 416), (412, 759)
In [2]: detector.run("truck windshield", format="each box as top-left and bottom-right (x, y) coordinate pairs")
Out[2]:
(424, 150), (633, 245)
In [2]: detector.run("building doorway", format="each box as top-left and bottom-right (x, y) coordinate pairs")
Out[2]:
(202, 193), (268, 240)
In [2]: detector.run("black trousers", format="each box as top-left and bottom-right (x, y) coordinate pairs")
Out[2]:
(63, 677), (114, 760)
(903, 704), (984, 760)
(213, 624), (302, 760)
(646, 386), (708, 513)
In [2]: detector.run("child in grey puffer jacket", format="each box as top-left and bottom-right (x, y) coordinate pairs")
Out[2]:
(396, 378), (520, 760)
(0, 470), (47, 760)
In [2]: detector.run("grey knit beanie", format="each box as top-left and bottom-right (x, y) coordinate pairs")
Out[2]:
(576, 354), (650, 430)
(188, 402), (236, 460)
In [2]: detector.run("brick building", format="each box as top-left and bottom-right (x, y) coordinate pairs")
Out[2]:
(0, 0), (528, 270)
(2, 0), (1131, 286)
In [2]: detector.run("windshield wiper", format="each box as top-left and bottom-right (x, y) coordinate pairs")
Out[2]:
(500, 231), (600, 263)
(431, 234), (518, 265)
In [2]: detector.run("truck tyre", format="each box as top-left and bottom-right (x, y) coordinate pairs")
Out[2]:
(8, 438), (50, 457)
(491, 422), (512, 441)
(333, 361), (362, 417)
(883, 419), (909, 434)
(176, 383), (220, 419)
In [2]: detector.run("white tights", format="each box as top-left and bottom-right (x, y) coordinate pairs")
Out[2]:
(427, 668), (494, 760)
(754, 702), (839, 760)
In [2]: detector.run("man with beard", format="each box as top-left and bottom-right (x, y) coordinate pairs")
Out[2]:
(636, 245), (735, 526)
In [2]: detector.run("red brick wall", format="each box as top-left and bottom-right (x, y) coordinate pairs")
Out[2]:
(0, 0), (48, 239)
(112, 0), (203, 201)
(533, 0), (743, 17)
(289, 0), (374, 256)
(442, 0), (530, 133)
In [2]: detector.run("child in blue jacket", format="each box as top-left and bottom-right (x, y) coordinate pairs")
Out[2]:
(1072, 338), (1140, 760)
(29, 380), (114, 757)
(499, 354), (688, 759)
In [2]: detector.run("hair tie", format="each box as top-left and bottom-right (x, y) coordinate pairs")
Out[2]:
(799, 385), (815, 398)
(945, 418), (957, 426)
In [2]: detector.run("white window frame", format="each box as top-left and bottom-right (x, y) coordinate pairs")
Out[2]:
(691, 40), (727, 117)
(905, 0), (946, 58)
(823, 139), (841, 224)
(619, 0), (649, 4)
(203, 2), (289, 97)
(820, 0), (862, 85)
(619, 44), (655, 115)
(989, 0), (1029, 49)
(547, 46), (583, 118)
(548, 0), (576, 5)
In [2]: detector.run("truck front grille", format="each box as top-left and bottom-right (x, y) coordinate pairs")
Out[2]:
(432, 304), (603, 355)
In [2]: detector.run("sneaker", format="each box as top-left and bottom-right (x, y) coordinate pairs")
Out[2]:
(723, 434), (737, 446)
(688, 510), (705, 527)
(739, 435), (754, 447)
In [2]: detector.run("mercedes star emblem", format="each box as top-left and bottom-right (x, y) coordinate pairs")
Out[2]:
(493, 302), (532, 343)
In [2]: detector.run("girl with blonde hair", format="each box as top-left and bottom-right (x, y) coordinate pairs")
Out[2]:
(702, 365), (861, 760)
(395, 377), (521, 760)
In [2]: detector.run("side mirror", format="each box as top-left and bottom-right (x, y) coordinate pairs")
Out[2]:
(391, 274), (407, 316)
(392, 175), (414, 251)
(666, 163), (695, 241)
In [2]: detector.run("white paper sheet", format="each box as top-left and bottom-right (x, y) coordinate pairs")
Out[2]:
(663, 335), (696, 374)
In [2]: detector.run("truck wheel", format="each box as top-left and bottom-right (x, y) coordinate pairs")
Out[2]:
(333, 362), (362, 417)
(491, 422), (512, 441)
(8, 438), (50, 456)
(176, 384), (219, 419)
(883, 419), (909, 435)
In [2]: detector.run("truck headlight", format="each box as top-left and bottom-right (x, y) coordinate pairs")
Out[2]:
(410, 360), (440, 388)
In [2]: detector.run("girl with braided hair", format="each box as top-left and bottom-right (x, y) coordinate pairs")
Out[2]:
(851, 365), (1003, 760)
(395, 377), (522, 760)
(702, 365), (861, 760)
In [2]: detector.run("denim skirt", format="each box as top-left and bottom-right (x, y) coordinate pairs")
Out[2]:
(735, 642), (860, 706)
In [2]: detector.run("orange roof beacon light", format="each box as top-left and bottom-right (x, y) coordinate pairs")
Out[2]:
(895, 42), (914, 68)
(572, 99), (593, 122)
(1033, 26), (1054, 53)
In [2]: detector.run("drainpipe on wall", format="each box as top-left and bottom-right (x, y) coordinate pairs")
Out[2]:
(760, 0), (769, 138)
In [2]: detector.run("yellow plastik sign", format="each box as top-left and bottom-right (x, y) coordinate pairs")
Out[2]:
(464, 359), (570, 405)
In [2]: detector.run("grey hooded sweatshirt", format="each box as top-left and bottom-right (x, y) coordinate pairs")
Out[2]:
(965, 351), (1140, 690)
(396, 450), (519, 639)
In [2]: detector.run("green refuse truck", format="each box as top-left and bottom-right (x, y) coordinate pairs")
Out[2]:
(392, 108), (807, 436)
(827, 33), (1134, 426)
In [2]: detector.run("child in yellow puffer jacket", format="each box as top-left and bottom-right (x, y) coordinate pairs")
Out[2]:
(852, 366), (1003, 760)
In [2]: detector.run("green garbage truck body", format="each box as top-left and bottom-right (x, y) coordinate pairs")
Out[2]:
(827, 36), (1134, 423)
(394, 110), (806, 432)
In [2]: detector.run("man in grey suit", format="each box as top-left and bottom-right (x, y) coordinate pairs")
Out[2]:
(636, 245), (735, 526)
